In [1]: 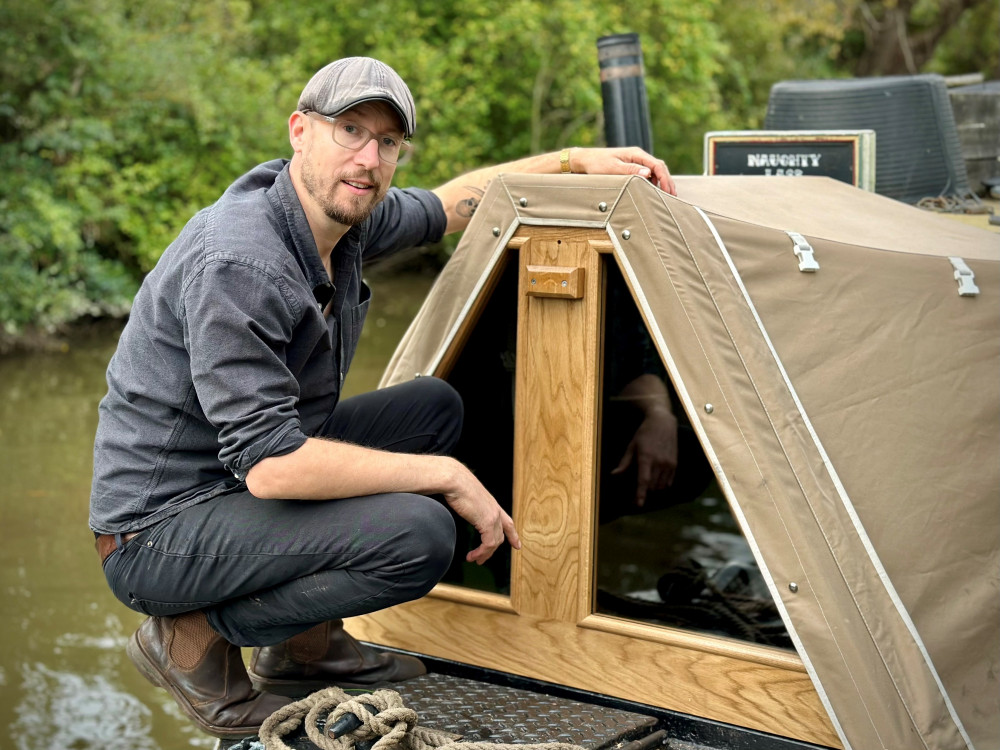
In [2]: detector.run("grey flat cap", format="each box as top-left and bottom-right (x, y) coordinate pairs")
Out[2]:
(297, 57), (416, 138)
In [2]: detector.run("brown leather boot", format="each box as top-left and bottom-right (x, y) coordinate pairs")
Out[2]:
(126, 611), (291, 739)
(247, 619), (426, 697)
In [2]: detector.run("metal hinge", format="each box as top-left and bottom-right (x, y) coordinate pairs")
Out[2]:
(787, 231), (819, 272)
(949, 257), (980, 297)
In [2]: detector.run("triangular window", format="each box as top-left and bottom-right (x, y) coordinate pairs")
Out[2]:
(595, 261), (790, 649)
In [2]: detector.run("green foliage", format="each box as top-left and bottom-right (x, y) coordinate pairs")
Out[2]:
(713, 0), (849, 129)
(247, 0), (727, 183)
(1, 0), (995, 343)
(832, 0), (998, 76)
(926, 0), (1000, 78)
(0, 0), (287, 336)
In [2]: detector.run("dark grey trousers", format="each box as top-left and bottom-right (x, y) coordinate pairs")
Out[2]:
(102, 377), (461, 646)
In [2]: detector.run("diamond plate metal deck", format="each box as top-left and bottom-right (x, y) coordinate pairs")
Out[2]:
(220, 672), (658, 750)
(392, 673), (657, 747)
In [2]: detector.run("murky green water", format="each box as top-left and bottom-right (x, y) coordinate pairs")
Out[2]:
(0, 270), (434, 750)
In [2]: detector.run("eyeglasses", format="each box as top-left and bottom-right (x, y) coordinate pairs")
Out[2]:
(302, 111), (412, 165)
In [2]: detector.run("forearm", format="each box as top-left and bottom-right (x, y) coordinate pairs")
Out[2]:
(246, 435), (521, 563)
(612, 374), (680, 502)
(432, 152), (561, 235)
(245, 436), (462, 501)
(615, 373), (674, 419)
(432, 146), (675, 235)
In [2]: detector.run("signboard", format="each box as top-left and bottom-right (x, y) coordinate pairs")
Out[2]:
(704, 130), (876, 191)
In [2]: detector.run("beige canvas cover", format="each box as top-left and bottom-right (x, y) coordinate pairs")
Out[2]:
(380, 174), (999, 750)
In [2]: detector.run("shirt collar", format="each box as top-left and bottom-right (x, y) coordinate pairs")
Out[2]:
(265, 161), (336, 307)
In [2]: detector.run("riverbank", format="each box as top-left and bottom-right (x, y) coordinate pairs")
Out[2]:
(0, 316), (127, 356)
(0, 255), (444, 357)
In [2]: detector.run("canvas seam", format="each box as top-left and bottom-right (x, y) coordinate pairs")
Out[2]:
(517, 218), (607, 229)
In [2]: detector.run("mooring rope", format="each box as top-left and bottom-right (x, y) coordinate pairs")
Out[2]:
(917, 194), (993, 215)
(257, 685), (585, 750)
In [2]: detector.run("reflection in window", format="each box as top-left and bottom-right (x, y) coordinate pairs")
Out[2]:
(595, 262), (791, 648)
(440, 257), (519, 594)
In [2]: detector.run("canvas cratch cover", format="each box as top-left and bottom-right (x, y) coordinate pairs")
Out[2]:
(380, 174), (998, 750)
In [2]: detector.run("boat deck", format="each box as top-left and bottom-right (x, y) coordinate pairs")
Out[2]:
(217, 654), (833, 750)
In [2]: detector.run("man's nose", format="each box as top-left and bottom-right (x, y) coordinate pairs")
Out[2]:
(353, 138), (382, 169)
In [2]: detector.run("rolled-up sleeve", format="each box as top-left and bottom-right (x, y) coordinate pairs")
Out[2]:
(181, 253), (308, 481)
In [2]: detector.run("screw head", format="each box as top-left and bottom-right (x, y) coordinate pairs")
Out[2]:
(704, 403), (714, 414)
(622, 230), (631, 240)
(519, 197), (528, 207)
(492, 227), (500, 237)
(789, 582), (799, 593)
(599, 202), (608, 212)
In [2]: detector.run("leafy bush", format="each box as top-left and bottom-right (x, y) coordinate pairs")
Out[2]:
(1, 0), (994, 345)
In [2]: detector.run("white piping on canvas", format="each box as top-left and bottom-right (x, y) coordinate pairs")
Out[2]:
(516, 218), (608, 229)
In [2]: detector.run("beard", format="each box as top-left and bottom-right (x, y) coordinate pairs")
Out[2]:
(300, 156), (388, 227)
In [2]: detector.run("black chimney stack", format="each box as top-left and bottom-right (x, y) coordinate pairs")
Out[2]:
(597, 33), (654, 154)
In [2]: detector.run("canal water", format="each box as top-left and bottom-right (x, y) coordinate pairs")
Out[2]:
(0, 270), (435, 750)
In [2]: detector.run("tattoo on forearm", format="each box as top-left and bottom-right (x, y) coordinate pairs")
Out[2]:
(455, 185), (485, 219)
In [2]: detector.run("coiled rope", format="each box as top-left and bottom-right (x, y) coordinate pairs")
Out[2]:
(257, 685), (585, 750)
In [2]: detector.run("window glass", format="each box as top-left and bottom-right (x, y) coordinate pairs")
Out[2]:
(440, 257), (519, 594)
(595, 261), (791, 648)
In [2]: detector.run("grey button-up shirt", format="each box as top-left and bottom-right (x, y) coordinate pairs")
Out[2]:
(89, 159), (447, 533)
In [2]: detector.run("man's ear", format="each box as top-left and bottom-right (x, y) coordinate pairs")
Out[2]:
(288, 111), (309, 154)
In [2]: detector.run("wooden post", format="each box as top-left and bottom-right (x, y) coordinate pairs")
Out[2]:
(510, 228), (605, 622)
